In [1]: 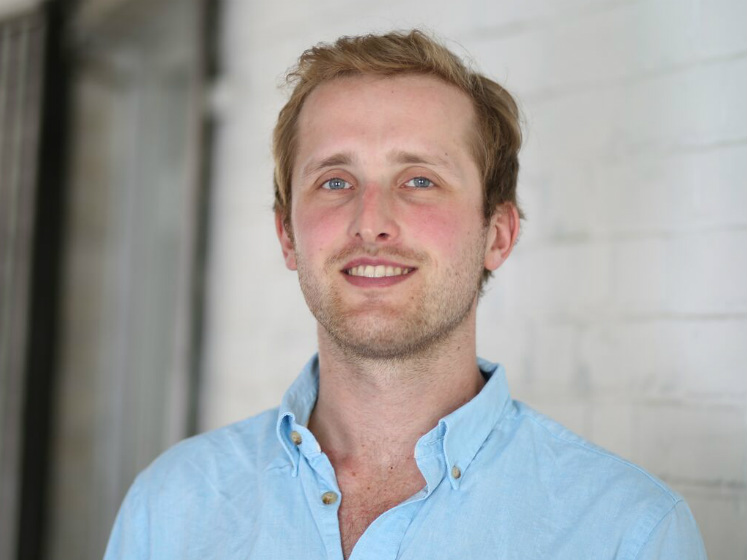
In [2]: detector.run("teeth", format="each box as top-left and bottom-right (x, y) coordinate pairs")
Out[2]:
(347, 265), (411, 278)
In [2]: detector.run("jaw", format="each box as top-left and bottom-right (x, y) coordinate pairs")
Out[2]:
(317, 298), (479, 363)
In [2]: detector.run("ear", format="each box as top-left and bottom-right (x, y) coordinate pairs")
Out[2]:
(484, 203), (520, 272)
(275, 211), (297, 271)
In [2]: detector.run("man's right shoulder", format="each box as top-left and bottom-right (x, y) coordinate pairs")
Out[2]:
(104, 408), (293, 559)
(133, 407), (285, 496)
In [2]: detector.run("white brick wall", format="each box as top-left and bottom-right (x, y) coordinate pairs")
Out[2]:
(204, 1), (747, 557)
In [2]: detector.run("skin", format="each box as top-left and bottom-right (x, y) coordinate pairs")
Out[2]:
(276, 74), (520, 558)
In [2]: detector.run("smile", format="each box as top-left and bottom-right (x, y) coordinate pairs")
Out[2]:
(345, 265), (413, 278)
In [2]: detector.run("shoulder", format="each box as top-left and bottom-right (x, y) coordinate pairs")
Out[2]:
(493, 401), (706, 558)
(510, 400), (680, 500)
(104, 408), (286, 559)
(134, 407), (284, 500)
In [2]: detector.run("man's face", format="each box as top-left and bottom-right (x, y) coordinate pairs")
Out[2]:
(277, 74), (509, 359)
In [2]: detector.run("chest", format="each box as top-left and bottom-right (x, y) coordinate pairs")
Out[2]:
(336, 472), (425, 559)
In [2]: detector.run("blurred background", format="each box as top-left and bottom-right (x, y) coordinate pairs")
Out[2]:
(0, 0), (745, 558)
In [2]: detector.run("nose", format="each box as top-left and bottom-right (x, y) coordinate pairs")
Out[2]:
(347, 183), (400, 244)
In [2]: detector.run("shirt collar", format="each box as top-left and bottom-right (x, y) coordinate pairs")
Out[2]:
(430, 357), (511, 489)
(276, 355), (320, 476)
(276, 354), (512, 486)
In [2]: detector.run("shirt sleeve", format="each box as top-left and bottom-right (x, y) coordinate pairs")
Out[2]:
(634, 499), (708, 560)
(103, 475), (150, 560)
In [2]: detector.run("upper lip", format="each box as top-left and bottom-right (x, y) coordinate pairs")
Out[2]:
(341, 257), (416, 271)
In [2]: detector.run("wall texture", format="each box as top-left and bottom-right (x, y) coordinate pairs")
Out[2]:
(203, 1), (747, 558)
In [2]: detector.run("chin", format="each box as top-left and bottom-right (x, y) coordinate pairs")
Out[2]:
(323, 313), (462, 361)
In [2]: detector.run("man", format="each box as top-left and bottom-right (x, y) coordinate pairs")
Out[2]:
(105, 30), (707, 559)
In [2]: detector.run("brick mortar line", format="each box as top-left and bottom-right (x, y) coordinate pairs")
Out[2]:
(457, 0), (638, 42)
(657, 477), (747, 492)
(522, 50), (747, 105)
(516, 391), (747, 407)
(515, 226), (747, 247)
(500, 313), (747, 326)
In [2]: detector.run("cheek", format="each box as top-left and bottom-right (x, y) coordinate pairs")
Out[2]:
(292, 205), (346, 257)
(403, 204), (480, 258)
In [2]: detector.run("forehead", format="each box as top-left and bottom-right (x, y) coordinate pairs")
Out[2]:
(294, 74), (478, 170)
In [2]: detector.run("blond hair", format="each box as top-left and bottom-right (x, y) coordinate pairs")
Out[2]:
(272, 30), (522, 285)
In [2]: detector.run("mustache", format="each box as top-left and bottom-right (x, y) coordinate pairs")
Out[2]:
(326, 244), (429, 268)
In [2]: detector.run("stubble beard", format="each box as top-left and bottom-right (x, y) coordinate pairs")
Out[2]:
(294, 235), (487, 362)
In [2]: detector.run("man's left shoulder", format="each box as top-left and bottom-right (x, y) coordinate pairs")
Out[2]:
(493, 401), (707, 558)
(510, 401), (679, 501)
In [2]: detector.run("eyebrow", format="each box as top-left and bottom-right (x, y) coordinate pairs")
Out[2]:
(300, 152), (355, 179)
(299, 149), (454, 180)
(388, 150), (451, 169)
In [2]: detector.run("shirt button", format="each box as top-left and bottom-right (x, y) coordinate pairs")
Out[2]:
(290, 431), (302, 445)
(321, 491), (339, 505)
(451, 465), (462, 479)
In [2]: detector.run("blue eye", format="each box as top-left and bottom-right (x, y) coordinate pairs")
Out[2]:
(405, 177), (433, 188)
(322, 177), (351, 190)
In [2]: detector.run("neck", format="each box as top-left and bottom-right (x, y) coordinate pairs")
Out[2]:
(308, 308), (485, 471)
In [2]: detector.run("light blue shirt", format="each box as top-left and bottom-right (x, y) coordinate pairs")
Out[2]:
(105, 355), (707, 559)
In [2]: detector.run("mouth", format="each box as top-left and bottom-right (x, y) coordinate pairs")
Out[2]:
(340, 258), (418, 288)
(345, 265), (414, 278)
